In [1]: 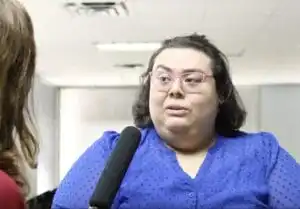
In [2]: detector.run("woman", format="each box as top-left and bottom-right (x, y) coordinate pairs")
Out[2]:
(52, 34), (300, 209)
(0, 0), (38, 208)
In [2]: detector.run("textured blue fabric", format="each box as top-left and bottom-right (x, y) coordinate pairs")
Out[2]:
(51, 128), (300, 209)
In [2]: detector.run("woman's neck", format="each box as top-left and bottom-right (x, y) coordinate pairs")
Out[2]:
(161, 128), (216, 154)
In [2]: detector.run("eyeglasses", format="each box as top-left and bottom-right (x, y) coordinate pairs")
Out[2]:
(148, 70), (214, 93)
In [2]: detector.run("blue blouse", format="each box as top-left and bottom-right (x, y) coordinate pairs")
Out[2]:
(51, 128), (300, 209)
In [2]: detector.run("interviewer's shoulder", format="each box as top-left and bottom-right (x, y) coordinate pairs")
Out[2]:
(0, 170), (25, 209)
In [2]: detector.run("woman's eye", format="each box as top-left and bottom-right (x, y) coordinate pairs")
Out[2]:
(185, 77), (203, 84)
(158, 75), (171, 83)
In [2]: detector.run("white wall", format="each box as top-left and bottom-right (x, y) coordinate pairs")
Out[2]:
(237, 86), (261, 132)
(28, 77), (60, 196)
(260, 85), (300, 160)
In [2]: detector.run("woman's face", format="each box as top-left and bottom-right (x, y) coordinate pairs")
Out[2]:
(149, 47), (219, 135)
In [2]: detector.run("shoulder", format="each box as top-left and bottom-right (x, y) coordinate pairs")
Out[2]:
(220, 131), (280, 167)
(69, 127), (153, 163)
(243, 131), (279, 152)
(0, 170), (25, 209)
(222, 131), (279, 150)
(53, 130), (120, 208)
(64, 130), (122, 173)
(59, 127), (153, 180)
(77, 130), (121, 160)
(52, 127), (153, 208)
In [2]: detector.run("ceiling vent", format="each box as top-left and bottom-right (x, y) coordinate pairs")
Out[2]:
(63, 1), (129, 16)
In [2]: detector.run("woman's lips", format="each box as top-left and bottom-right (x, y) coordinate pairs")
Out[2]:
(165, 105), (189, 116)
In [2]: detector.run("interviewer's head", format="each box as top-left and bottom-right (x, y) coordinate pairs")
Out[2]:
(133, 34), (246, 150)
(0, 0), (38, 195)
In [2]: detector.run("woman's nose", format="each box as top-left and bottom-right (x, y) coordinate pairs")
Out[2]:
(168, 78), (185, 98)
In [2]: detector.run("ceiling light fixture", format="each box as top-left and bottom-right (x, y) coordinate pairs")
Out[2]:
(96, 42), (161, 51)
(114, 63), (145, 69)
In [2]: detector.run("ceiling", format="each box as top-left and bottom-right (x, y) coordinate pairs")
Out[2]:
(22, 0), (300, 86)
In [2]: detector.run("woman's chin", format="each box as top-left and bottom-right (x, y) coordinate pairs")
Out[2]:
(164, 118), (190, 132)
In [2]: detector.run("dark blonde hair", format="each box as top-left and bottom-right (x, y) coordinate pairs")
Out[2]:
(0, 0), (38, 196)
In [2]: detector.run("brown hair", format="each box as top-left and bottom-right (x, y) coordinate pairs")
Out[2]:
(0, 0), (38, 196)
(132, 34), (246, 137)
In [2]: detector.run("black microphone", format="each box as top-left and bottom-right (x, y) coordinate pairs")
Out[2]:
(89, 126), (141, 209)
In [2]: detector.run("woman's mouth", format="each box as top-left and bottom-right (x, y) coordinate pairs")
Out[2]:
(165, 105), (189, 116)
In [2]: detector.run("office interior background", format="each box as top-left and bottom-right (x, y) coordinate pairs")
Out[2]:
(22, 0), (300, 198)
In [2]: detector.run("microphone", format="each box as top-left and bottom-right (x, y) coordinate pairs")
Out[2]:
(89, 126), (141, 209)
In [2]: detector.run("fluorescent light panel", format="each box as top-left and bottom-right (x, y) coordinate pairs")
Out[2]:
(96, 42), (161, 51)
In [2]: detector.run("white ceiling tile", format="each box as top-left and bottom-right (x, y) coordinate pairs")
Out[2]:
(243, 0), (300, 61)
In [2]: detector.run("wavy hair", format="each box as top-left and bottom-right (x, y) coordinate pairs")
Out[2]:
(0, 0), (38, 196)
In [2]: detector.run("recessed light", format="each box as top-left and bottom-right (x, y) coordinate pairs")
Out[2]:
(114, 63), (144, 69)
(96, 42), (161, 51)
